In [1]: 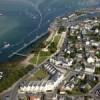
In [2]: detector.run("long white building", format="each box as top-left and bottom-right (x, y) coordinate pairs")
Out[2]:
(19, 72), (64, 94)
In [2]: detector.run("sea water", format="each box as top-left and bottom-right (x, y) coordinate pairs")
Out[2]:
(0, 0), (100, 62)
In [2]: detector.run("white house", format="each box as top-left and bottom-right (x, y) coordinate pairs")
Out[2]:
(65, 83), (74, 91)
(77, 74), (85, 80)
(87, 57), (95, 64)
(85, 66), (95, 74)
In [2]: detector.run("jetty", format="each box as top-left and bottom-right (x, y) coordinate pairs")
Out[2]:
(8, 32), (48, 58)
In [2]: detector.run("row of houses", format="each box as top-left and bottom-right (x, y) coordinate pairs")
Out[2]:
(43, 63), (57, 75)
(19, 80), (54, 93)
(19, 63), (64, 94)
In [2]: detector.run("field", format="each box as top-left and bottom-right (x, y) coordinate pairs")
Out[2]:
(30, 33), (61, 65)
(0, 63), (33, 93)
(29, 68), (49, 81)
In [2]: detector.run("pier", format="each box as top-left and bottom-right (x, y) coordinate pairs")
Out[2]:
(14, 53), (27, 57)
(8, 32), (48, 58)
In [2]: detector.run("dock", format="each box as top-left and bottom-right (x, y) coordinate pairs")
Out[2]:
(8, 32), (48, 58)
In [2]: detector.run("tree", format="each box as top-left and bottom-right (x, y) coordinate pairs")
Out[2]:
(58, 26), (66, 33)
(48, 42), (57, 53)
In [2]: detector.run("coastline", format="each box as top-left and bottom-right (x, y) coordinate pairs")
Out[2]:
(0, 7), (100, 64)
(0, 7), (100, 97)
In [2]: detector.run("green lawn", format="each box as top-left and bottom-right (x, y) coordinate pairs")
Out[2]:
(53, 34), (61, 45)
(31, 50), (51, 65)
(95, 67), (100, 74)
(30, 54), (38, 64)
(0, 65), (33, 93)
(66, 87), (84, 95)
(38, 51), (51, 63)
(30, 34), (61, 65)
(30, 68), (48, 81)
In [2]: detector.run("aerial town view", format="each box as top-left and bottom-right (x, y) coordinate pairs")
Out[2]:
(0, 0), (100, 100)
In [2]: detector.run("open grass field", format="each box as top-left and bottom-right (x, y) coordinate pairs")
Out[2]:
(29, 68), (49, 81)
(0, 63), (33, 93)
(30, 33), (61, 65)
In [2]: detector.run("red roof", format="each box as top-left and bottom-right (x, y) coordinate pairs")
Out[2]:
(29, 96), (41, 100)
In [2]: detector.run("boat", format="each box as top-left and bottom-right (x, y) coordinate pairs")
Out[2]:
(3, 43), (10, 48)
(0, 13), (3, 16)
